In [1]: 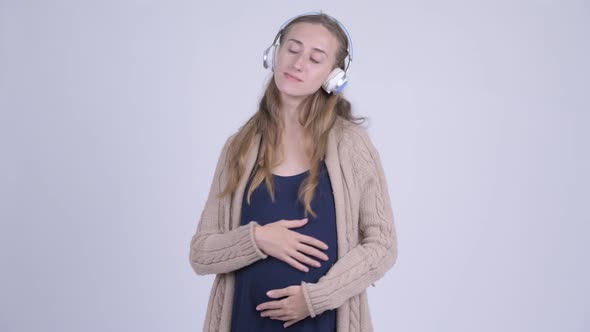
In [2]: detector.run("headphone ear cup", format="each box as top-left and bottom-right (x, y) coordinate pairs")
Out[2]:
(263, 45), (274, 70)
(322, 68), (347, 94)
(271, 45), (279, 71)
(262, 45), (280, 71)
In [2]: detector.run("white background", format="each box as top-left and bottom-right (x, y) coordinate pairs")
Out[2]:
(1, 0), (588, 331)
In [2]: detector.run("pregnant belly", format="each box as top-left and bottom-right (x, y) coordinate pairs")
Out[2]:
(235, 254), (336, 305)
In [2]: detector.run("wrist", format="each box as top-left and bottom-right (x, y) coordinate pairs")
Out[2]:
(253, 223), (265, 249)
(250, 221), (268, 259)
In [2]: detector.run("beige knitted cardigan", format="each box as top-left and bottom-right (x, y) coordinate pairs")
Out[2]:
(189, 117), (398, 331)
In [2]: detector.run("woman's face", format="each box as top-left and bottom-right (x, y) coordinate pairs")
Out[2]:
(273, 22), (340, 102)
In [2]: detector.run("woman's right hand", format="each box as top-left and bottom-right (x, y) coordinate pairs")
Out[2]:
(253, 218), (330, 272)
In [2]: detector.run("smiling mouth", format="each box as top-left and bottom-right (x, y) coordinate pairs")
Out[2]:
(284, 73), (302, 82)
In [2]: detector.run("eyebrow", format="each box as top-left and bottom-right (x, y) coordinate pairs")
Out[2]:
(286, 38), (327, 56)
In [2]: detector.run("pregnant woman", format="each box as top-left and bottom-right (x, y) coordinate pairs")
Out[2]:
(189, 12), (398, 332)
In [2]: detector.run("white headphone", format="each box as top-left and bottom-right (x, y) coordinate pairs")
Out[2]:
(262, 12), (354, 94)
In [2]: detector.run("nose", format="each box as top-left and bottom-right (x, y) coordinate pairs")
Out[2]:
(291, 53), (304, 71)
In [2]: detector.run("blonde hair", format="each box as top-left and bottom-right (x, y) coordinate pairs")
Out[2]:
(219, 13), (365, 218)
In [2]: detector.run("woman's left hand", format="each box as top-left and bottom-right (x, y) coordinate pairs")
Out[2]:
(256, 285), (310, 328)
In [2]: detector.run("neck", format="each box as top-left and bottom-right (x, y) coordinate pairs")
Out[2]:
(279, 94), (305, 132)
(277, 94), (312, 158)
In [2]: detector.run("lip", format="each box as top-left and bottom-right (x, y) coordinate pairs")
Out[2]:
(284, 72), (303, 82)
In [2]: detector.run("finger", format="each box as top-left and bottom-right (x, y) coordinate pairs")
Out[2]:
(297, 233), (329, 251)
(266, 286), (298, 299)
(273, 315), (291, 322)
(292, 251), (321, 268)
(260, 308), (284, 318)
(283, 255), (309, 272)
(256, 300), (282, 311)
(296, 243), (329, 262)
(282, 218), (308, 228)
(267, 288), (290, 298)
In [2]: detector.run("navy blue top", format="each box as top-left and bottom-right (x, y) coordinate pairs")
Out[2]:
(230, 160), (339, 332)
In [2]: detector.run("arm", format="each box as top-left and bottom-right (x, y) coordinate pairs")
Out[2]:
(300, 127), (398, 318)
(189, 136), (268, 276)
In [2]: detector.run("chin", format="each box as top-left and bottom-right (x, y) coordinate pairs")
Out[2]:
(278, 88), (308, 99)
(275, 78), (317, 99)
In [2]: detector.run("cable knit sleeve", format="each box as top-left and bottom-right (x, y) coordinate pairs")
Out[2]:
(300, 125), (398, 318)
(189, 136), (268, 276)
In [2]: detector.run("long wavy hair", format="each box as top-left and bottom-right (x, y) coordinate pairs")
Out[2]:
(219, 13), (366, 218)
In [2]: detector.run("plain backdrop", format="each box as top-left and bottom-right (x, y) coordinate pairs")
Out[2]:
(1, 0), (588, 331)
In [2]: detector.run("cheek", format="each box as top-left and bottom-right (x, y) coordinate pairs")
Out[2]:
(309, 67), (332, 85)
(275, 49), (291, 68)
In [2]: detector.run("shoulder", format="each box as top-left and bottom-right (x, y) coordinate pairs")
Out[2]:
(222, 132), (238, 153)
(332, 116), (385, 186)
(332, 116), (379, 159)
(212, 131), (240, 170)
